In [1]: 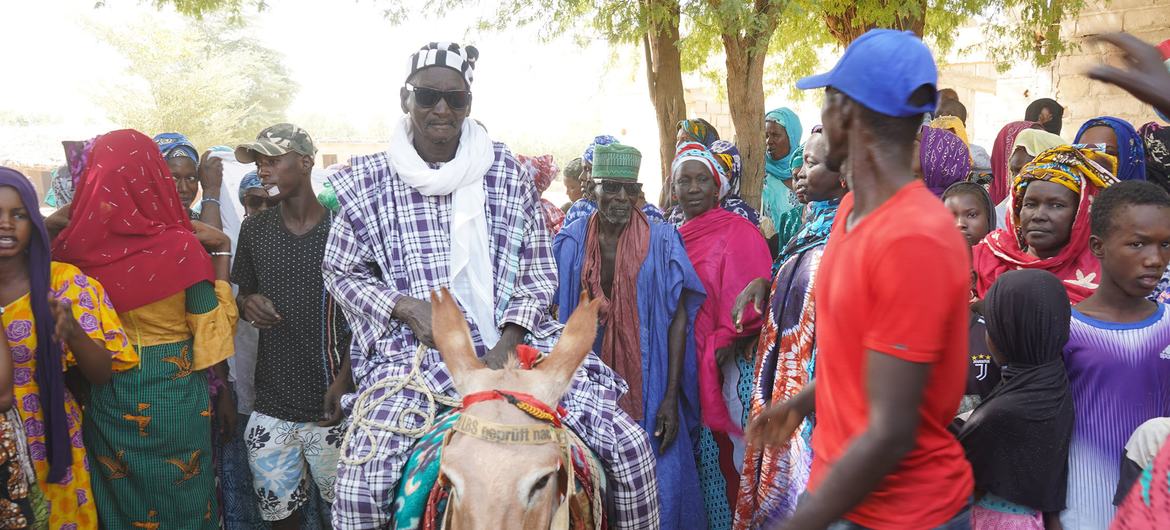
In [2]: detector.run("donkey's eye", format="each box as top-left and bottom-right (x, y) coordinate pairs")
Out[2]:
(528, 473), (553, 501)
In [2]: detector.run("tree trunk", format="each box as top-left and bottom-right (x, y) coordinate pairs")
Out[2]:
(641, 1), (687, 206)
(723, 36), (770, 211)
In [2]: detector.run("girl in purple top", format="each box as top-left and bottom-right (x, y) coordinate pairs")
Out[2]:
(1061, 181), (1170, 530)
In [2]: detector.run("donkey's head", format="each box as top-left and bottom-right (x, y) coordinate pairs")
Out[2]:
(431, 288), (599, 530)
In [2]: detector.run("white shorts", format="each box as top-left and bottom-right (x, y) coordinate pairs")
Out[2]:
(245, 411), (344, 521)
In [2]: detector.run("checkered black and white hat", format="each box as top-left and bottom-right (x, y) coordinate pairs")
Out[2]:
(407, 42), (479, 87)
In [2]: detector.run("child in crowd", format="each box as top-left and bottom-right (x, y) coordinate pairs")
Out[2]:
(957, 270), (1074, 530)
(1061, 180), (1170, 529)
(943, 181), (1001, 414)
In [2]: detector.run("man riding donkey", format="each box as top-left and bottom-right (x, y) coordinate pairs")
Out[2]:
(322, 42), (661, 529)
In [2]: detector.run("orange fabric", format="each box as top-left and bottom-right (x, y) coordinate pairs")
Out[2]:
(810, 182), (974, 529)
(581, 209), (649, 420)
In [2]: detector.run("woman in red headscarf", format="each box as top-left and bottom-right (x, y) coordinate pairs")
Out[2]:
(973, 146), (1119, 304)
(53, 129), (238, 529)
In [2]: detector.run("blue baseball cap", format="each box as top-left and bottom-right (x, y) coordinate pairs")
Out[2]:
(796, 29), (938, 118)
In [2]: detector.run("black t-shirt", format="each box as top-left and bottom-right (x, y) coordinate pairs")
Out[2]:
(231, 206), (348, 422)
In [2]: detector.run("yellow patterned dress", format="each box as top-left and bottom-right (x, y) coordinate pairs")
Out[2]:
(1, 262), (137, 530)
(83, 279), (235, 529)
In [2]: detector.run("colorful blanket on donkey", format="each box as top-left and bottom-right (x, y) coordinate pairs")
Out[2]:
(391, 410), (609, 529)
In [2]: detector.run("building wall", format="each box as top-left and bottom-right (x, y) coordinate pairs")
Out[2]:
(313, 140), (390, 168)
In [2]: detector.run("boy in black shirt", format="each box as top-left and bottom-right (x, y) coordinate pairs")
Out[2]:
(232, 124), (352, 528)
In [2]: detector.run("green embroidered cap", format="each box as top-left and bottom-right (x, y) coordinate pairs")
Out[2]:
(591, 144), (641, 181)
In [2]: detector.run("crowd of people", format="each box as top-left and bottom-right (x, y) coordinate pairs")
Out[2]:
(2, 27), (1170, 530)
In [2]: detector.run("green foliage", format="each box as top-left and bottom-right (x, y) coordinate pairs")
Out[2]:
(87, 15), (297, 151)
(143, 0), (1089, 83)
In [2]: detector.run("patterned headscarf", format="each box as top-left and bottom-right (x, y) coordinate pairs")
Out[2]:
(152, 132), (200, 167)
(516, 154), (559, 193)
(1011, 146), (1119, 227)
(238, 170), (262, 205)
(990, 121), (1039, 204)
(677, 118), (720, 147)
(407, 42), (479, 87)
(1075, 116), (1147, 182)
(764, 108), (803, 181)
(779, 198), (841, 263)
(672, 141), (730, 199)
(0, 167), (73, 483)
(920, 126), (972, 197)
(582, 135), (619, 164)
(1140, 122), (1170, 193)
(709, 140), (742, 195)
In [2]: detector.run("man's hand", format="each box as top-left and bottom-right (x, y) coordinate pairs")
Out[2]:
(654, 397), (680, 453)
(191, 220), (230, 253)
(216, 390), (237, 441)
(393, 297), (435, 348)
(732, 277), (771, 332)
(745, 399), (806, 449)
(483, 325), (526, 370)
(241, 294), (282, 329)
(45, 203), (72, 240)
(319, 376), (351, 427)
(198, 151), (224, 193)
(1087, 33), (1170, 118)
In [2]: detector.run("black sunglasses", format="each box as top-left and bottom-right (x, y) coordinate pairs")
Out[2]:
(405, 83), (472, 110)
(599, 181), (642, 195)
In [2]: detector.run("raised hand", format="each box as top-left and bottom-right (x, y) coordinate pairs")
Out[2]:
(1086, 33), (1170, 118)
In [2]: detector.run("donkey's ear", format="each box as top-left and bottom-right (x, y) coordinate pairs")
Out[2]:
(431, 288), (483, 387)
(540, 294), (600, 399)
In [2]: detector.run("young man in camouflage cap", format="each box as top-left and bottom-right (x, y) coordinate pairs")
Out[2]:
(323, 43), (661, 528)
(233, 123), (353, 529)
(552, 143), (708, 528)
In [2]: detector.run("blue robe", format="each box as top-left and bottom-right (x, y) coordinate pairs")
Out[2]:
(553, 218), (708, 529)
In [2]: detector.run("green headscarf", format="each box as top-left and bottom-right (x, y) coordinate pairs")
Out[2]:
(762, 108), (803, 220)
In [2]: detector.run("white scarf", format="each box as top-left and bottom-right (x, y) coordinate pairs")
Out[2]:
(389, 116), (500, 347)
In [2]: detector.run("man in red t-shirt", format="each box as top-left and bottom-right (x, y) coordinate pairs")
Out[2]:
(747, 29), (974, 530)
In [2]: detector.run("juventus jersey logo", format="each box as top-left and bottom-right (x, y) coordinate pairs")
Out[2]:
(972, 354), (993, 380)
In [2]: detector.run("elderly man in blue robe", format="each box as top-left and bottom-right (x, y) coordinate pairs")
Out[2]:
(553, 144), (708, 529)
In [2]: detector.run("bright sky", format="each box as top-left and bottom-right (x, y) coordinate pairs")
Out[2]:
(0, 0), (829, 203)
